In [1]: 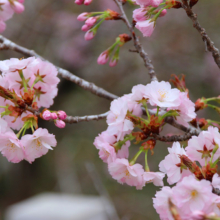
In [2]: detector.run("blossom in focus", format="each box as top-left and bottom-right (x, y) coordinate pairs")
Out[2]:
(108, 158), (144, 189)
(21, 128), (57, 163)
(143, 171), (165, 186)
(153, 186), (174, 220)
(145, 81), (181, 108)
(172, 176), (215, 213)
(159, 142), (191, 185)
(135, 20), (155, 37)
(0, 131), (25, 163)
(185, 128), (220, 166)
(133, 7), (149, 22)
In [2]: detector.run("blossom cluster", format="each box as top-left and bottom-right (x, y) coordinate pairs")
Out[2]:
(0, 57), (64, 163)
(94, 79), (220, 218)
(94, 80), (196, 189)
(0, 0), (25, 33)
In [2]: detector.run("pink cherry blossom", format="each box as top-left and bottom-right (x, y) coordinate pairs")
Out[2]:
(0, 117), (11, 133)
(93, 131), (116, 150)
(134, 0), (152, 7)
(55, 120), (66, 128)
(0, 131), (25, 163)
(109, 58), (118, 67)
(169, 92), (196, 127)
(81, 24), (90, 32)
(57, 111), (67, 120)
(84, 30), (95, 40)
(130, 84), (147, 102)
(143, 171), (165, 186)
(97, 51), (109, 65)
(42, 110), (51, 120)
(75, 0), (84, 5)
(84, 0), (92, 5)
(153, 186), (175, 220)
(12, 1), (24, 13)
(0, 0), (14, 21)
(185, 130), (220, 166)
(0, 20), (6, 33)
(51, 112), (58, 120)
(145, 81), (181, 108)
(107, 97), (134, 140)
(135, 20), (155, 37)
(159, 9), (167, 17)
(108, 158), (144, 189)
(159, 142), (192, 185)
(150, 0), (163, 7)
(172, 176), (215, 213)
(21, 128), (57, 163)
(85, 17), (97, 27)
(77, 12), (88, 21)
(98, 144), (116, 164)
(133, 8), (149, 22)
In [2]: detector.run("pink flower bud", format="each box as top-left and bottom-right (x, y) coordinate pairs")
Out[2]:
(42, 110), (51, 120)
(159, 9), (167, 17)
(133, 8), (148, 22)
(55, 120), (66, 129)
(75, 0), (84, 5)
(77, 12), (88, 21)
(85, 17), (97, 27)
(135, 20), (155, 37)
(81, 24), (90, 32)
(57, 111), (67, 120)
(191, 211), (206, 220)
(84, 0), (92, 5)
(109, 59), (118, 67)
(151, 0), (163, 7)
(97, 52), (109, 65)
(51, 112), (58, 120)
(13, 1), (25, 13)
(84, 30), (95, 40)
(18, 0), (24, 3)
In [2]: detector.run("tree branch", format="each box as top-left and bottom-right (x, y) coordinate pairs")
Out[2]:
(113, 0), (158, 81)
(0, 35), (118, 101)
(182, 0), (220, 69)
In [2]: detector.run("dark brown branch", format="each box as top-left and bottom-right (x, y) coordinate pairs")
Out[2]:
(182, 0), (220, 69)
(150, 132), (196, 142)
(0, 35), (118, 101)
(113, 0), (158, 81)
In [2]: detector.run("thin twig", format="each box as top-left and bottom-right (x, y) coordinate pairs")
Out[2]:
(113, 0), (158, 81)
(0, 35), (118, 101)
(182, 0), (220, 69)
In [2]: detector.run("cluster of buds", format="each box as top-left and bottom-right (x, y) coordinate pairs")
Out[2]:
(77, 9), (121, 41)
(75, 0), (92, 6)
(0, 0), (25, 33)
(42, 110), (67, 128)
(97, 34), (132, 67)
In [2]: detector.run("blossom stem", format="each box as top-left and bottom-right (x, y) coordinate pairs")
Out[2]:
(0, 106), (8, 108)
(145, 150), (150, 172)
(18, 70), (28, 92)
(130, 149), (143, 165)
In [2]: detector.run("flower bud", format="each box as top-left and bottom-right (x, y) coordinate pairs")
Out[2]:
(97, 51), (109, 65)
(77, 12), (88, 21)
(84, 0), (92, 5)
(75, 0), (84, 5)
(12, 1), (25, 13)
(81, 24), (90, 32)
(85, 17), (97, 27)
(84, 30), (95, 40)
(42, 110), (51, 120)
(109, 58), (118, 67)
(55, 120), (66, 129)
(159, 9), (167, 17)
(51, 112), (58, 120)
(57, 111), (67, 120)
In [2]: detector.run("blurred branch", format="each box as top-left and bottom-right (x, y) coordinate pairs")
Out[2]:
(85, 162), (120, 220)
(0, 35), (118, 101)
(113, 0), (158, 81)
(182, 0), (220, 69)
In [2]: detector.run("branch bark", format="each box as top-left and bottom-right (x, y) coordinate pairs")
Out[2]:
(0, 35), (118, 101)
(113, 0), (158, 81)
(182, 0), (220, 69)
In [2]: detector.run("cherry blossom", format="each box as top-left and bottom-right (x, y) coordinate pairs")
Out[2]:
(135, 20), (155, 37)
(143, 171), (165, 186)
(21, 128), (57, 163)
(0, 131), (25, 163)
(159, 142), (191, 185)
(108, 158), (144, 189)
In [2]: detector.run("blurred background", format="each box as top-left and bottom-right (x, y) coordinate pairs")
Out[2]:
(0, 0), (219, 219)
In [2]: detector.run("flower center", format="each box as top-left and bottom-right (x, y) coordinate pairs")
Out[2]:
(125, 169), (130, 177)
(158, 90), (168, 101)
(191, 190), (198, 198)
